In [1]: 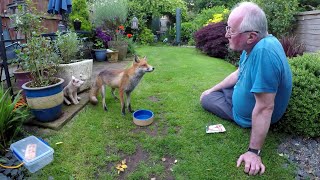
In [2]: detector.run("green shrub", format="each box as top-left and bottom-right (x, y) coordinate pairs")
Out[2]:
(252, 0), (299, 38)
(277, 53), (320, 137)
(138, 28), (154, 45)
(55, 31), (82, 63)
(0, 88), (30, 154)
(192, 6), (228, 30)
(70, 0), (92, 31)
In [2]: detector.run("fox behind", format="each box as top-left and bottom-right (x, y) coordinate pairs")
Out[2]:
(90, 55), (154, 115)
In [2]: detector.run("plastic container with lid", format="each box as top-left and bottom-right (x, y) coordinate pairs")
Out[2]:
(10, 136), (54, 173)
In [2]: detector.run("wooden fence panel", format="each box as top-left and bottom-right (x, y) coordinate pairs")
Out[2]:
(1, 0), (61, 36)
(295, 10), (320, 52)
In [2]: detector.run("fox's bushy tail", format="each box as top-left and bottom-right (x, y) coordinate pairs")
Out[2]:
(89, 76), (102, 105)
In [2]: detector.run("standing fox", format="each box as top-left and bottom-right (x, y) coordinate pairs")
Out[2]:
(90, 55), (154, 115)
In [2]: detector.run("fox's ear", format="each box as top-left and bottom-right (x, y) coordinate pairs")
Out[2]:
(143, 56), (147, 60)
(134, 54), (140, 63)
(72, 76), (75, 80)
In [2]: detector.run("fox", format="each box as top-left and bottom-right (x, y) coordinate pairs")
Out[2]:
(90, 55), (154, 115)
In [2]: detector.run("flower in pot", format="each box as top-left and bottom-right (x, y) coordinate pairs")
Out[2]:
(90, 0), (128, 60)
(55, 31), (93, 92)
(93, 38), (107, 61)
(92, 28), (112, 62)
(16, 35), (64, 122)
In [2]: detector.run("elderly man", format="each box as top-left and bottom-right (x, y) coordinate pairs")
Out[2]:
(200, 2), (292, 176)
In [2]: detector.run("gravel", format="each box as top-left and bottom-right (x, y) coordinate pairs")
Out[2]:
(0, 151), (27, 179)
(278, 135), (320, 179)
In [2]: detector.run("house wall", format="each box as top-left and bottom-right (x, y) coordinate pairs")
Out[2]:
(295, 10), (320, 52)
(0, 0), (61, 38)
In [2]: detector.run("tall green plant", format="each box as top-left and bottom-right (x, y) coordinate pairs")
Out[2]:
(70, 0), (92, 31)
(90, 0), (128, 40)
(16, 36), (62, 87)
(55, 31), (82, 63)
(252, 0), (299, 37)
(0, 87), (30, 154)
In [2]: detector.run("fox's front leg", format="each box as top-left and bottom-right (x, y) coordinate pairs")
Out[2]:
(101, 85), (108, 111)
(69, 92), (78, 104)
(126, 92), (134, 113)
(111, 88), (119, 101)
(119, 89), (126, 115)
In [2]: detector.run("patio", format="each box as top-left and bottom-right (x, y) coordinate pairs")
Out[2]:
(2, 59), (130, 132)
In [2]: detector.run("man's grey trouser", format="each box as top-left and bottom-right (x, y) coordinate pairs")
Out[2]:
(200, 87), (234, 121)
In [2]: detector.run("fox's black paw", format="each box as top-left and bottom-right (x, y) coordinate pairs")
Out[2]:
(104, 106), (108, 111)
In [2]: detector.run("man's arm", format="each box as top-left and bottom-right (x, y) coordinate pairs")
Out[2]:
(237, 92), (275, 176)
(250, 92), (275, 149)
(200, 69), (239, 100)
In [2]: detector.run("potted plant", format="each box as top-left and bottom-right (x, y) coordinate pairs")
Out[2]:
(55, 31), (93, 92)
(10, 0), (43, 98)
(73, 18), (82, 31)
(93, 38), (107, 61)
(16, 35), (64, 122)
(90, 0), (128, 61)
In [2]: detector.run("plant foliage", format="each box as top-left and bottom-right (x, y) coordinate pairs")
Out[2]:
(138, 28), (154, 45)
(277, 53), (320, 137)
(252, 0), (299, 38)
(55, 31), (82, 63)
(279, 35), (305, 58)
(194, 22), (229, 59)
(90, 0), (128, 40)
(16, 35), (62, 87)
(70, 0), (92, 31)
(0, 87), (30, 154)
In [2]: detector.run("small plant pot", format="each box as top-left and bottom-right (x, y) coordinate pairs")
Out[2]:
(108, 51), (119, 62)
(94, 49), (107, 61)
(73, 21), (81, 30)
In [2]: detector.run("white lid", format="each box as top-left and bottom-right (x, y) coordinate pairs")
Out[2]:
(10, 136), (54, 165)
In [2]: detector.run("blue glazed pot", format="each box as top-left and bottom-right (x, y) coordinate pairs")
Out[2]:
(22, 78), (64, 122)
(94, 49), (107, 61)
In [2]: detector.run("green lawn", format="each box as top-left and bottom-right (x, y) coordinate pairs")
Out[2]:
(30, 46), (294, 179)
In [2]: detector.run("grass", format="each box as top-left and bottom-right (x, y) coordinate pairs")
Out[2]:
(30, 46), (295, 179)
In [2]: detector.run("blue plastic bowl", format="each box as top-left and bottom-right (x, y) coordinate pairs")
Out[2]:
(133, 109), (154, 126)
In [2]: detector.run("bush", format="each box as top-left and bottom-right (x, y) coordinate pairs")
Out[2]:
(194, 22), (229, 59)
(70, 0), (92, 31)
(0, 87), (30, 154)
(253, 0), (299, 37)
(55, 31), (82, 63)
(279, 35), (305, 58)
(277, 53), (320, 137)
(138, 28), (154, 45)
(192, 6), (228, 30)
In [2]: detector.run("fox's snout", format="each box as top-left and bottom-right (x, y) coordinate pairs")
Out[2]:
(147, 66), (154, 72)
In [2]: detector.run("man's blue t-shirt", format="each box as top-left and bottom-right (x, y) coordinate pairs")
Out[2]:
(232, 35), (292, 128)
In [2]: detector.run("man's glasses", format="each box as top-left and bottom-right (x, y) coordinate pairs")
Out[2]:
(226, 26), (260, 36)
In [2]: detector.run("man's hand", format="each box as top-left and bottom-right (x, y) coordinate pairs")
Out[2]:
(236, 151), (266, 175)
